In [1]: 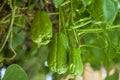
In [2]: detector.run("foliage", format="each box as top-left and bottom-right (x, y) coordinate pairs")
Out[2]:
(2, 64), (28, 80)
(105, 69), (119, 80)
(0, 0), (120, 79)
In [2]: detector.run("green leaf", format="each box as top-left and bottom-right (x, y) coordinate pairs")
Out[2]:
(29, 43), (38, 57)
(103, 0), (119, 25)
(88, 0), (104, 21)
(3, 64), (28, 80)
(15, 45), (27, 60)
(53, 0), (64, 7)
(12, 26), (25, 48)
(108, 30), (119, 45)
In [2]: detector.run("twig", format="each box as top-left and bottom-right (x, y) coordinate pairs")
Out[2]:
(0, 0), (7, 11)
(0, 7), (17, 53)
(78, 24), (120, 35)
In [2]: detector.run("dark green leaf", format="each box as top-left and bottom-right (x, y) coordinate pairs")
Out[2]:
(53, 0), (64, 7)
(3, 64), (28, 80)
(88, 0), (104, 21)
(12, 26), (25, 48)
(103, 0), (119, 25)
